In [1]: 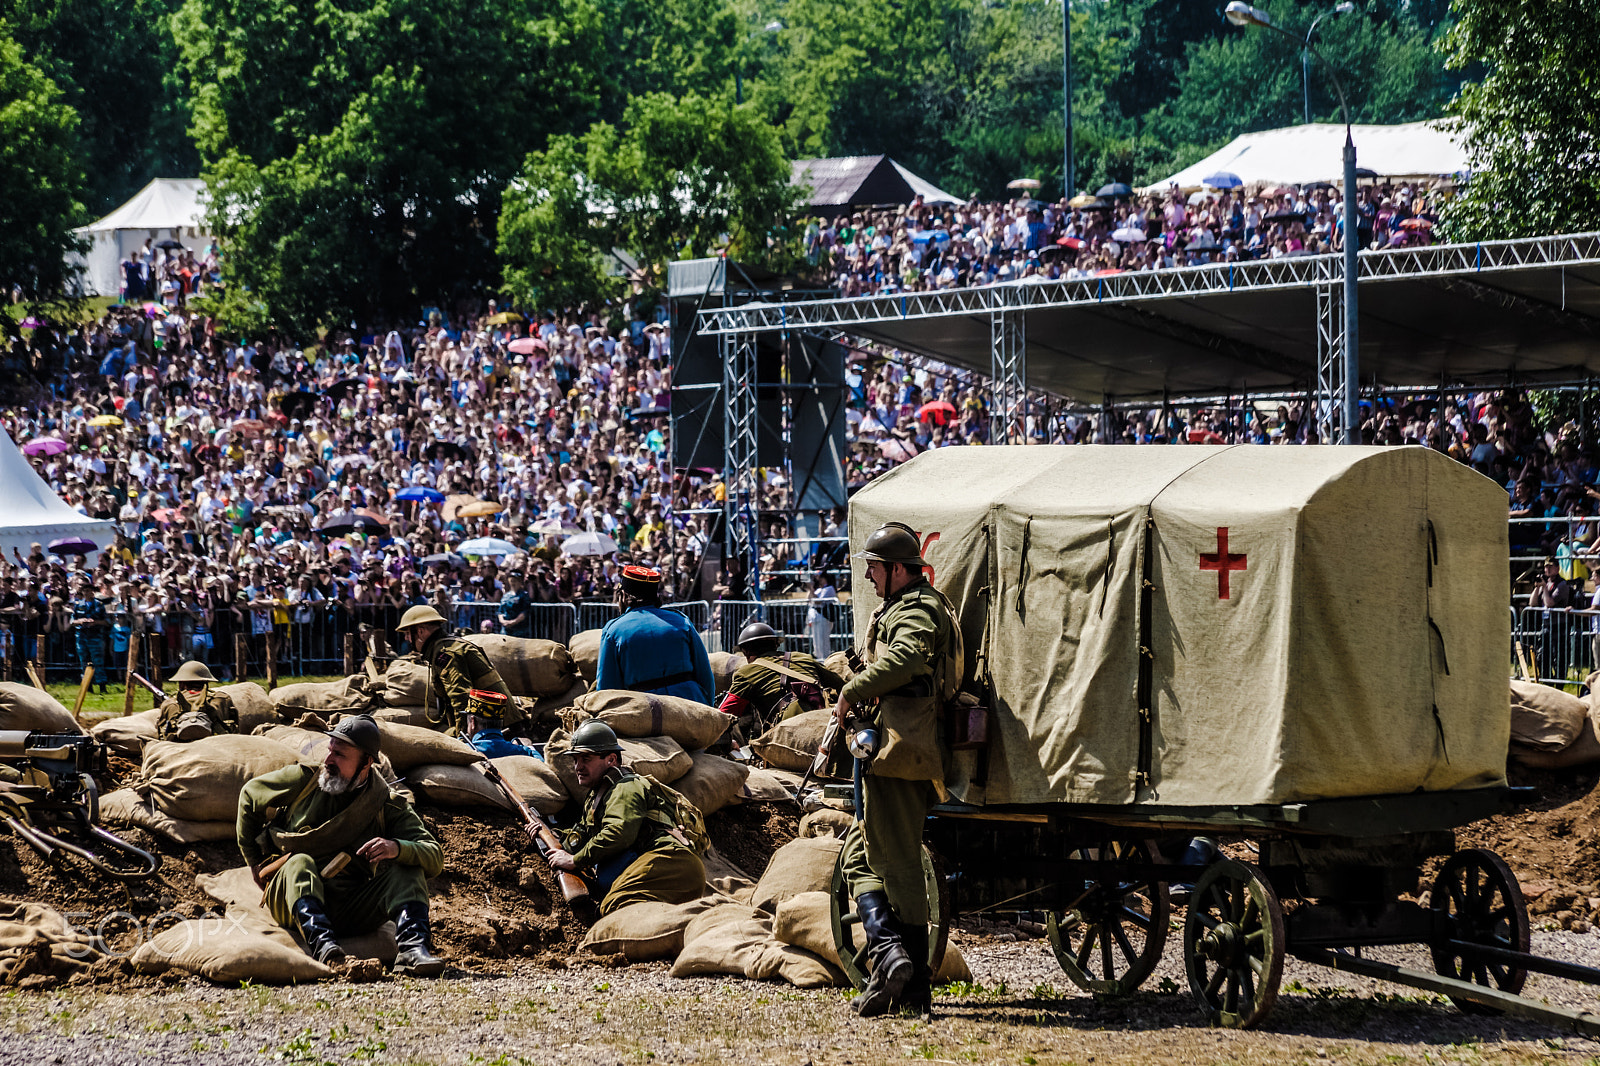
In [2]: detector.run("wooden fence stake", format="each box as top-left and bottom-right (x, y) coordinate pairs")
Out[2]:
(265, 630), (278, 691)
(123, 631), (141, 717)
(343, 633), (357, 677)
(235, 633), (248, 683)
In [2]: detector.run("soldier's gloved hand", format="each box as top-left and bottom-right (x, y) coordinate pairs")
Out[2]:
(548, 848), (577, 872)
(356, 837), (400, 864)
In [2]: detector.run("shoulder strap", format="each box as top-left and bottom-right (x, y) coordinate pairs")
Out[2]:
(757, 656), (823, 687)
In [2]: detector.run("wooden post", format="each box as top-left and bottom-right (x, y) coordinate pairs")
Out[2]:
(343, 632), (357, 677)
(148, 657), (161, 709)
(265, 630), (278, 691)
(235, 633), (248, 683)
(123, 631), (142, 717)
(71, 664), (94, 720)
(27, 661), (44, 690)
(373, 631), (389, 658)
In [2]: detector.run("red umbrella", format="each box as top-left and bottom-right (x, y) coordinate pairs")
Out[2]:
(916, 400), (958, 425)
(507, 337), (547, 355)
(1094, 268), (1125, 277)
(151, 507), (185, 524)
(1056, 236), (1085, 250)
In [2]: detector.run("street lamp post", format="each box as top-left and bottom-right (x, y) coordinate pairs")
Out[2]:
(1062, 0), (1073, 196)
(1227, 0), (1361, 444)
(1303, 3), (1355, 125)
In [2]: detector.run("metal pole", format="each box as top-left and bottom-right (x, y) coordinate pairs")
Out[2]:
(1062, 0), (1073, 196)
(1342, 129), (1360, 443)
(1302, 43), (1312, 124)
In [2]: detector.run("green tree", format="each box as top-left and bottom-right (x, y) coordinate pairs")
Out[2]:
(498, 93), (801, 309)
(1442, 0), (1600, 240)
(0, 30), (86, 303)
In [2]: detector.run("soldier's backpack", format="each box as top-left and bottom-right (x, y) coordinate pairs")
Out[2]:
(639, 775), (709, 856)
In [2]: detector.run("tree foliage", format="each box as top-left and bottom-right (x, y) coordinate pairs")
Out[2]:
(1441, 0), (1600, 240)
(0, 30), (86, 303)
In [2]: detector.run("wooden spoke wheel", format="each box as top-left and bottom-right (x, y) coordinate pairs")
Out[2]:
(1428, 848), (1530, 1012)
(830, 844), (950, 991)
(1047, 837), (1170, 996)
(1183, 858), (1285, 1029)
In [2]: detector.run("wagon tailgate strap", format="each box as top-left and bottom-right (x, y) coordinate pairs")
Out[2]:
(1135, 510), (1155, 791)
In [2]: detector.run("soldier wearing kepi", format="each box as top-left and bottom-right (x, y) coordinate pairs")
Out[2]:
(157, 661), (240, 741)
(596, 565), (715, 704)
(548, 721), (706, 915)
(237, 714), (446, 975)
(394, 604), (519, 747)
(717, 621), (844, 731)
(835, 522), (960, 1018)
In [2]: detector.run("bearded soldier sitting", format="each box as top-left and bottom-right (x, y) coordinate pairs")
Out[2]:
(156, 661), (239, 741)
(236, 714), (446, 975)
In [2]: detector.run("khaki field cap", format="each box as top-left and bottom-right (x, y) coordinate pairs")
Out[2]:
(854, 522), (927, 567)
(171, 660), (219, 684)
(568, 720), (623, 755)
(326, 714), (382, 758)
(398, 604), (447, 630)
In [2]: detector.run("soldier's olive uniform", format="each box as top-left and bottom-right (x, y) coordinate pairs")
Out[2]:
(839, 576), (954, 926)
(156, 690), (239, 741)
(417, 631), (516, 736)
(564, 767), (704, 916)
(238, 762), (443, 934)
(724, 652), (843, 725)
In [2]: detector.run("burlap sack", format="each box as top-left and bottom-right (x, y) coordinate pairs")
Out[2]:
(379, 657), (432, 706)
(708, 651), (748, 698)
(669, 904), (774, 978)
(0, 901), (100, 984)
(741, 766), (800, 803)
(574, 689), (731, 751)
(798, 808), (855, 839)
(1514, 710), (1600, 769)
(130, 917), (332, 983)
(196, 868), (398, 964)
(518, 679), (590, 730)
(568, 629), (602, 684)
(408, 763), (513, 810)
(370, 721), (481, 773)
(99, 787), (236, 844)
(463, 634), (579, 697)
(674, 752), (750, 816)
(544, 732), (692, 797)
(823, 651), (855, 684)
(372, 704), (432, 727)
(702, 844), (757, 903)
(214, 682), (281, 733)
(489, 754), (567, 816)
(582, 898), (720, 961)
(89, 709), (160, 756)
(772, 891), (969, 983)
(1510, 680), (1589, 752)
(269, 676), (373, 714)
(0, 682), (82, 733)
(136, 735), (302, 822)
(749, 940), (845, 987)
(751, 709), (831, 773)
(752, 835), (843, 916)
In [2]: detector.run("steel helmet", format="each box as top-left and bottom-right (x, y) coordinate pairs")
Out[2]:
(736, 621), (780, 656)
(326, 714), (382, 758)
(568, 720), (623, 755)
(171, 660), (219, 685)
(853, 522), (927, 567)
(398, 604), (447, 631)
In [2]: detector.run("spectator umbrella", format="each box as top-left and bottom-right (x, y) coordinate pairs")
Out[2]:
(21, 437), (68, 457)
(457, 500), (504, 518)
(561, 531), (620, 557)
(458, 537), (520, 557)
(318, 512), (386, 536)
(507, 337), (547, 355)
(916, 400), (958, 424)
(87, 415), (122, 427)
(48, 537), (97, 556)
(1096, 182), (1133, 199)
(1202, 171), (1243, 189)
(396, 486), (445, 503)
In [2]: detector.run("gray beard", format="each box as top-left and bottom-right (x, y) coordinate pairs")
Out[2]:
(317, 764), (354, 795)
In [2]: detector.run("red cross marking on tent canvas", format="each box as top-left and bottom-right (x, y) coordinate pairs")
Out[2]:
(1199, 526), (1247, 599)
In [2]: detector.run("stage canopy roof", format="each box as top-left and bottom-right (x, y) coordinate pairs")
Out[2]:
(1146, 121), (1468, 191)
(792, 156), (963, 213)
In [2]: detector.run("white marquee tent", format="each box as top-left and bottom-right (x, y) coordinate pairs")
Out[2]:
(1144, 121), (1469, 192)
(0, 428), (115, 559)
(71, 178), (211, 297)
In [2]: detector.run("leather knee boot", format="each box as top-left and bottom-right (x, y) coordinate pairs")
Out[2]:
(853, 891), (912, 1017)
(392, 900), (446, 977)
(292, 897), (346, 966)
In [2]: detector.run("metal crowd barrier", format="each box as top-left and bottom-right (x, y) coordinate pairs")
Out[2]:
(446, 600), (578, 643)
(1514, 605), (1599, 688)
(576, 602), (621, 633)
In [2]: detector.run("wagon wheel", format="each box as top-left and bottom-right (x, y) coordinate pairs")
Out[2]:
(1428, 848), (1529, 1012)
(1183, 858), (1285, 1029)
(830, 844), (950, 991)
(1046, 837), (1169, 996)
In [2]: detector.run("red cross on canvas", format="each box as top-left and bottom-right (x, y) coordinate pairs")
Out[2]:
(1199, 527), (1247, 599)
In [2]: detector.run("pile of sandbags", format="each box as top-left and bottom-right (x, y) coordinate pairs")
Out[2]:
(1510, 678), (1600, 769)
(707, 651), (747, 698)
(88, 682), (283, 757)
(462, 634), (579, 698)
(568, 629), (602, 684)
(0, 683), (82, 734)
(749, 709), (831, 773)
(215, 682), (283, 733)
(101, 733), (305, 843)
(0, 900), (105, 988)
(270, 675), (374, 715)
(568, 689), (732, 751)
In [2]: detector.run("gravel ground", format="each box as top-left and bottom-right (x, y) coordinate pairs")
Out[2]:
(4, 930), (1599, 1066)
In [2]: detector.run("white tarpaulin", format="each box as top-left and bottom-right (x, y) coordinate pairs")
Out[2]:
(1145, 121), (1469, 192)
(849, 445), (1508, 809)
(0, 428), (115, 559)
(71, 178), (212, 297)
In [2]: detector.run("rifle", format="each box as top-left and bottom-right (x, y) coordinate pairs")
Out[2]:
(130, 672), (165, 698)
(476, 760), (593, 916)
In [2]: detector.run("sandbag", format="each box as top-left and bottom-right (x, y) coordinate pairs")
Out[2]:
(674, 752), (750, 816)
(130, 917), (332, 984)
(490, 754), (566, 816)
(574, 689), (730, 751)
(370, 720), (481, 773)
(1510, 679), (1588, 752)
(0, 901), (101, 985)
(99, 787), (236, 844)
(749, 941), (844, 988)
(669, 903), (773, 978)
(741, 766), (801, 803)
(196, 867), (398, 965)
(269, 676), (373, 714)
(798, 808), (855, 840)
(380, 657), (432, 706)
(823, 650), (855, 684)
(408, 763), (512, 811)
(581, 898), (720, 961)
(463, 634), (579, 697)
(750, 709), (831, 773)
(89, 709), (160, 756)
(544, 732), (692, 798)
(772, 891), (968, 983)
(708, 651), (747, 698)
(1514, 711), (1600, 769)
(371, 704), (433, 727)
(517, 679), (590, 730)
(702, 845), (757, 903)
(569, 629), (602, 684)
(752, 835), (843, 916)
(136, 735), (302, 822)
(214, 682), (281, 733)
(0, 682), (82, 734)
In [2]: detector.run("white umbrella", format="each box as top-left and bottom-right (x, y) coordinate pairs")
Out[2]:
(1111, 227), (1147, 243)
(458, 536), (519, 557)
(529, 515), (580, 535)
(562, 531), (620, 556)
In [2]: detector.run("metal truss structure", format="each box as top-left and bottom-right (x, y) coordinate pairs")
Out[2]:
(1314, 284), (1344, 444)
(720, 331), (759, 576)
(990, 310), (1026, 443)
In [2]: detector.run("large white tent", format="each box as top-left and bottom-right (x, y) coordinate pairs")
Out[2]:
(71, 178), (211, 297)
(1145, 120), (1469, 192)
(0, 429), (115, 559)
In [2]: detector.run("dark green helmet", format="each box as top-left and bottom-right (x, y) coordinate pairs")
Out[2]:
(736, 621), (780, 656)
(853, 522), (927, 566)
(568, 720), (623, 755)
(326, 714), (382, 758)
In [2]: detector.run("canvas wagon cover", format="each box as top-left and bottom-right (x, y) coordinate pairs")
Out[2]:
(848, 445), (1508, 808)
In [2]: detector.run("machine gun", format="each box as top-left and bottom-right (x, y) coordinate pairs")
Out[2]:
(0, 731), (160, 881)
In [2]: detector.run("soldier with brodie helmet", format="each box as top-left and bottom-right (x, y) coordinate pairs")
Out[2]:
(716, 621), (844, 732)
(835, 521), (959, 1018)
(157, 660), (240, 741)
(548, 720), (706, 915)
(393, 604), (523, 754)
(237, 714), (446, 975)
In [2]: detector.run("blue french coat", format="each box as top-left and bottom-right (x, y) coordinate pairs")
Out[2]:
(596, 607), (714, 705)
